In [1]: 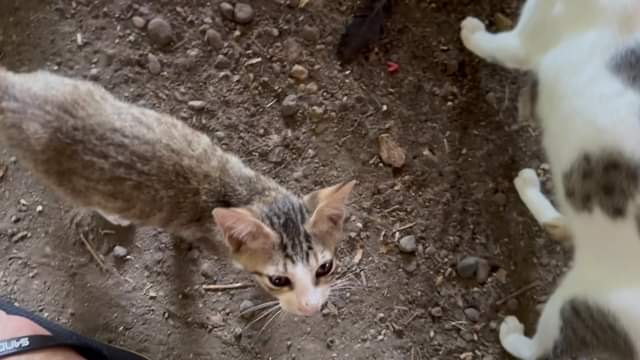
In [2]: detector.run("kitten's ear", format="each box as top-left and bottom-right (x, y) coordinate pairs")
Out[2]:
(212, 208), (275, 253)
(305, 180), (356, 244)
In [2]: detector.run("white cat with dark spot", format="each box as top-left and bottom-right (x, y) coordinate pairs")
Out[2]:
(462, 0), (640, 358)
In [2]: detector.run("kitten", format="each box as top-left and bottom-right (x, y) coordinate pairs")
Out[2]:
(0, 67), (355, 316)
(461, 0), (640, 359)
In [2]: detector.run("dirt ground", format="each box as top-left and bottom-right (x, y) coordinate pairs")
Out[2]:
(0, 0), (570, 359)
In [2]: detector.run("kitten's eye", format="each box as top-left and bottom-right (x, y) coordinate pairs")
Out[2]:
(268, 275), (291, 288)
(316, 260), (334, 278)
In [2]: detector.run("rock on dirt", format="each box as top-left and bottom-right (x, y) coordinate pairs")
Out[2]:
(205, 29), (224, 50)
(457, 256), (490, 283)
(289, 64), (309, 81)
(112, 245), (128, 258)
(219, 2), (235, 20)
(147, 17), (173, 47)
(281, 94), (299, 117)
(234, 3), (254, 24)
(464, 307), (480, 322)
(188, 100), (206, 111)
(378, 134), (406, 168)
(214, 55), (232, 70)
(132, 16), (146, 29)
(147, 54), (161, 74)
(239, 300), (254, 319)
(398, 235), (417, 254)
(200, 261), (216, 279)
(301, 25), (319, 43)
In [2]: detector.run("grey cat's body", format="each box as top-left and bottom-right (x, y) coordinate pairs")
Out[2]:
(0, 67), (355, 316)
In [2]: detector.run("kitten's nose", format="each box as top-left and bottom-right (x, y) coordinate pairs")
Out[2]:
(299, 302), (321, 316)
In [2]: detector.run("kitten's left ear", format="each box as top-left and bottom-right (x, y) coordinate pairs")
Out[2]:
(304, 180), (356, 246)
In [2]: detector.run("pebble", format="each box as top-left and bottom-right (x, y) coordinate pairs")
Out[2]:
(219, 2), (235, 20)
(132, 16), (146, 29)
(147, 17), (173, 47)
(284, 38), (303, 62)
(214, 54), (232, 70)
(456, 256), (481, 279)
(289, 64), (309, 81)
(35, 205), (44, 213)
(188, 100), (206, 111)
(233, 3), (254, 24)
(404, 258), (418, 273)
(11, 231), (29, 243)
(205, 29), (224, 50)
(88, 68), (100, 80)
(378, 134), (406, 168)
(281, 94), (299, 117)
(309, 106), (324, 119)
(493, 192), (507, 206)
(464, 307), (480, 322)
(147, 54), (161, 74)
(398, 235), (417, 253)
(506, 298), (519, 312)
(301, 25), (319, 42)
(476, 258), (491, 284)
(268, 146), (286, 164)
(326, 337), (336, 349)
(200, 261), (216, 279)
(430, 306), (443, 318)
(112, 245), (128, 259)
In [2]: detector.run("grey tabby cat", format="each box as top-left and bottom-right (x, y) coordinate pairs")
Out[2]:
(0, 67), (355, 316)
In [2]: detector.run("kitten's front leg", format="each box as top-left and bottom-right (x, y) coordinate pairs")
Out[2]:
(514, 169), (571, 241)
(460, 17), (528, 70)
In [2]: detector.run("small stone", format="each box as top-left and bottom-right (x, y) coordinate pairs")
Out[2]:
(326, 337), (337, 349)
(476, 258), (491, 284)
(281, 94), (298, 117)
(284, 38), (303, 62)
(205, 29), (224, 50)
(309, 106), (324, 119)
(219, 2), (235, 20)
(495, 13), (513, 31)
(11, 231), (29, 243)
(495, 268), (508, 284)
(239, 300), (254, 319)
(404, 258), (418, 273)
(457, 256), (480, 279)
(148, 291), (158, 299)
(268, 146), (286, 164)
(214, 54), (232, 70)
(464, 307), (480, 322)
(378, 134), (406, 168)
(289, 64), (309, 81)
(188, 100), (206, 111)
(430, 306), (443, 318)
(233, 3), (254, 24)
(35, 205), (43, 213)
(200, 261), (216, 279)
(132, 16), (146, 29)
(112, 245), (128, 258)
(301, 25), (319, 42)
(506, 298), (519, 312)
(88, 68), (100, 80)
(147, 17), (173, 47)
(398, 235), (417, 253)
(147, 54), (161, 74)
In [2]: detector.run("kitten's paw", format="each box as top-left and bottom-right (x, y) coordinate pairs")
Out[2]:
(500, 316), (525, 343)
(460, 17), (487, 50)
(514, 168), (541, 192)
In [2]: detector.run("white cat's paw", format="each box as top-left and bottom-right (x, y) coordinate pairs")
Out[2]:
(460, 17), (487, 50)
(514, 168), (541, 192)
(500, 316), (525, 343)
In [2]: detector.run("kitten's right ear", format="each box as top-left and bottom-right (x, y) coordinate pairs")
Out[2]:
(212, 208), (276, 253)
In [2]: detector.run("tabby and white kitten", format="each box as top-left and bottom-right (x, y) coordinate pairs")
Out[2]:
(461, 0), (640, 358)
(0, 67), (355, 316)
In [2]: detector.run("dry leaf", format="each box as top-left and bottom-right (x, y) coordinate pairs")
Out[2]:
(378, 134), (406, 168)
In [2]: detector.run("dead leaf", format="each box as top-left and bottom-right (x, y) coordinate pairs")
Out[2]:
(378, 134), (406, 168)
(337, 0), (392, 63)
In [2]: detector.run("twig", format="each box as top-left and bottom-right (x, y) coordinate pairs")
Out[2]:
(203, 283), (253, 291)
(384, 205), (400, 213)
(496, 281), (540, 305)
(394, 222), (416, 233)
(79, 232), (107, 272)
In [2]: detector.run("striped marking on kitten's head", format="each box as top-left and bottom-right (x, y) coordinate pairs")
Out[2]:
(213, 181), (355, 316)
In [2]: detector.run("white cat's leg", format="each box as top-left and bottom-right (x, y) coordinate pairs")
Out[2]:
(460, 0), (556, 70)
(95, 209), (131, 227)
(514, 168), (570, 241)
(500, 316), (538, 359)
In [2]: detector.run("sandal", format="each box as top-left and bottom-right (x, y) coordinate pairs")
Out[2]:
(0, 297), (150, 360)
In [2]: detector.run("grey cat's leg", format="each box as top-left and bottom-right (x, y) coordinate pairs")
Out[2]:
(95, 209), (131, 227)
(514, 169), (570, 241)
